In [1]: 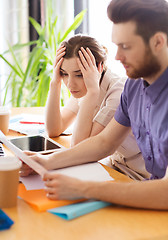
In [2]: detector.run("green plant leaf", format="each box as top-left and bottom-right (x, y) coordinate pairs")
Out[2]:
(29, 16), (43, 35)
(1, 0), (86, 107)
(0, 54), (23, 78)
(2, 72), (12, 105)
(60, 9), (87, 42)
(7, 42), (24, 77)
(1, 40), (38, 55)
(16, 47), (45, 106)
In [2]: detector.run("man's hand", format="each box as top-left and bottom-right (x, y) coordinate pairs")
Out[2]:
(43, 172), (86, 200)
(19, 151), (50, 176)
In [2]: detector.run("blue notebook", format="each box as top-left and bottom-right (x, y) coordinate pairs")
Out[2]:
(48, 200), (112, 220)
(0, 209), (14, 231)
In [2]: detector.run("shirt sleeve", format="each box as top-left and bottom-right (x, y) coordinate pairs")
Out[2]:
(93, 81), (124, 127)
(114, 79), (131, 127)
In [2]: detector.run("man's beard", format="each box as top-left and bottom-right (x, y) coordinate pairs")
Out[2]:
(125, 46), (161, 79)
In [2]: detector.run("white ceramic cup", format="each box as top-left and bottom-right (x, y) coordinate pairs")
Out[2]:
(0, 106), (10, 135)
(0, 156), (22, 208)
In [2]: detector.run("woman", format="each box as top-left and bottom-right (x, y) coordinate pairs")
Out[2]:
(22, 35), (150, 180)
(45, 34), (124, 146)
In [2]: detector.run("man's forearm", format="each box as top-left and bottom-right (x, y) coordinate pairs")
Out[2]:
(48, 118), (131, 170)
(81, 178), (168, 210)
(48, 133), (112, 170)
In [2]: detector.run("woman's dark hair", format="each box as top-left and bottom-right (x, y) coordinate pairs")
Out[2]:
(107, 0), (168, 43)
(61, 34), (108, 71)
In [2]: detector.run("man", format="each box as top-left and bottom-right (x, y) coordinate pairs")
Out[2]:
(24, 0), (168, 209)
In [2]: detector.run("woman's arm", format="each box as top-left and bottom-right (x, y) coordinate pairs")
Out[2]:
(71, 91), (100, 146)
(71, 47), (103, 146)
(45, 46), (76, 137)
(46, 82), (76, 137)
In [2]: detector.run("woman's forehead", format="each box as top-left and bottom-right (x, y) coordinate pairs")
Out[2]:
(61, 57), (80, 72)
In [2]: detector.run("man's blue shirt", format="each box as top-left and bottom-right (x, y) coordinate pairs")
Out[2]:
(114, 68), (168, 179)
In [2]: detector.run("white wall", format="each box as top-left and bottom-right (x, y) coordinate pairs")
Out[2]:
(0, 0), (29, 106)
(88, 0), (126, 77)
(88, 0), (168, 77)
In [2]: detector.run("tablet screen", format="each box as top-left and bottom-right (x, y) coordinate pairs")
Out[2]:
(10, 135), (62, 153)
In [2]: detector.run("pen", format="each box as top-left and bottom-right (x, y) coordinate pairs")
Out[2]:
(19, 121), (44, 125)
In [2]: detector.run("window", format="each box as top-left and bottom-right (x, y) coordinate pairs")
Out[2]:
(88, 0), (126, 77)
(0, 0), (29, 105)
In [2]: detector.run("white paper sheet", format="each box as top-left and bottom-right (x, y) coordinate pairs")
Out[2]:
(0, 130), (47, 176)
(9, 114), (45, 135)
(20, 162), (113, 190)
(20, 175), (45, 190)
(9, 114), (73, 135)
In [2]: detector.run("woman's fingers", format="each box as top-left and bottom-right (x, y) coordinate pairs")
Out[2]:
(79, 48), (90, 69)
(85, 47), (96, 65)
(79, 47), (96, 69)
(56, 57), (64, 72)
(53, 46), (66, 68)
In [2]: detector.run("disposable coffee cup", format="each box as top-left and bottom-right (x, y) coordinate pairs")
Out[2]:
(0, 106), (10, 135)
(0, 156), (22, 208)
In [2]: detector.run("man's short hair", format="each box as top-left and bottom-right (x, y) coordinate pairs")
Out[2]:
(107, 0), (168, 43)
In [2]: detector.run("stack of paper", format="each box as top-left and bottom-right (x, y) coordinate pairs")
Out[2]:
(19, 162), (113, 219)
(9, 114), (73, 135)
(0, 130), (113, 220)
(20, 162), (113, 190)
(18, 184), (84, 212)
(9, 114), (45, 135)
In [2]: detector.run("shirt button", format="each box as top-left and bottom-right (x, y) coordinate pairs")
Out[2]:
(147, 156), (151, 161)
(146, 104), (151, 110)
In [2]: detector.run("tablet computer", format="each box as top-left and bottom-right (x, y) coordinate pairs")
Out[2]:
(9, 135), (65, 154)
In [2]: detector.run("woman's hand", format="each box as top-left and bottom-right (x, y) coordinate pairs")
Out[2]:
(77, 47), (102, 94)
(52, 45), (66, 85)
(43, 172), (85, 200)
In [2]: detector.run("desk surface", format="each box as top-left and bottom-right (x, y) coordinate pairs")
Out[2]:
(1, 107), (168, 240)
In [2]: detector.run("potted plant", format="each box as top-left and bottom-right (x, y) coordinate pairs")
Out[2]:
(0, 2), (86, 107)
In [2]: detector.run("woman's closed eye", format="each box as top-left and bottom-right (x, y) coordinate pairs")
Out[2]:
(60, 71), (68, 76)
(76, 74), (83, 78)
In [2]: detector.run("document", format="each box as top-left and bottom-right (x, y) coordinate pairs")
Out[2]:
(9, 114), (72, 135)
(9, 114), (45, 135)
(20, 162), (113, 190)
(18, 163), (113, 212)
(0, 130), (47, 176)
(18, 183), (84, 212)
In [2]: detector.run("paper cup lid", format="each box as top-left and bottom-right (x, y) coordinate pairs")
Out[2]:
(0, 106), (10, 115)
(0, 156), (22, 170)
